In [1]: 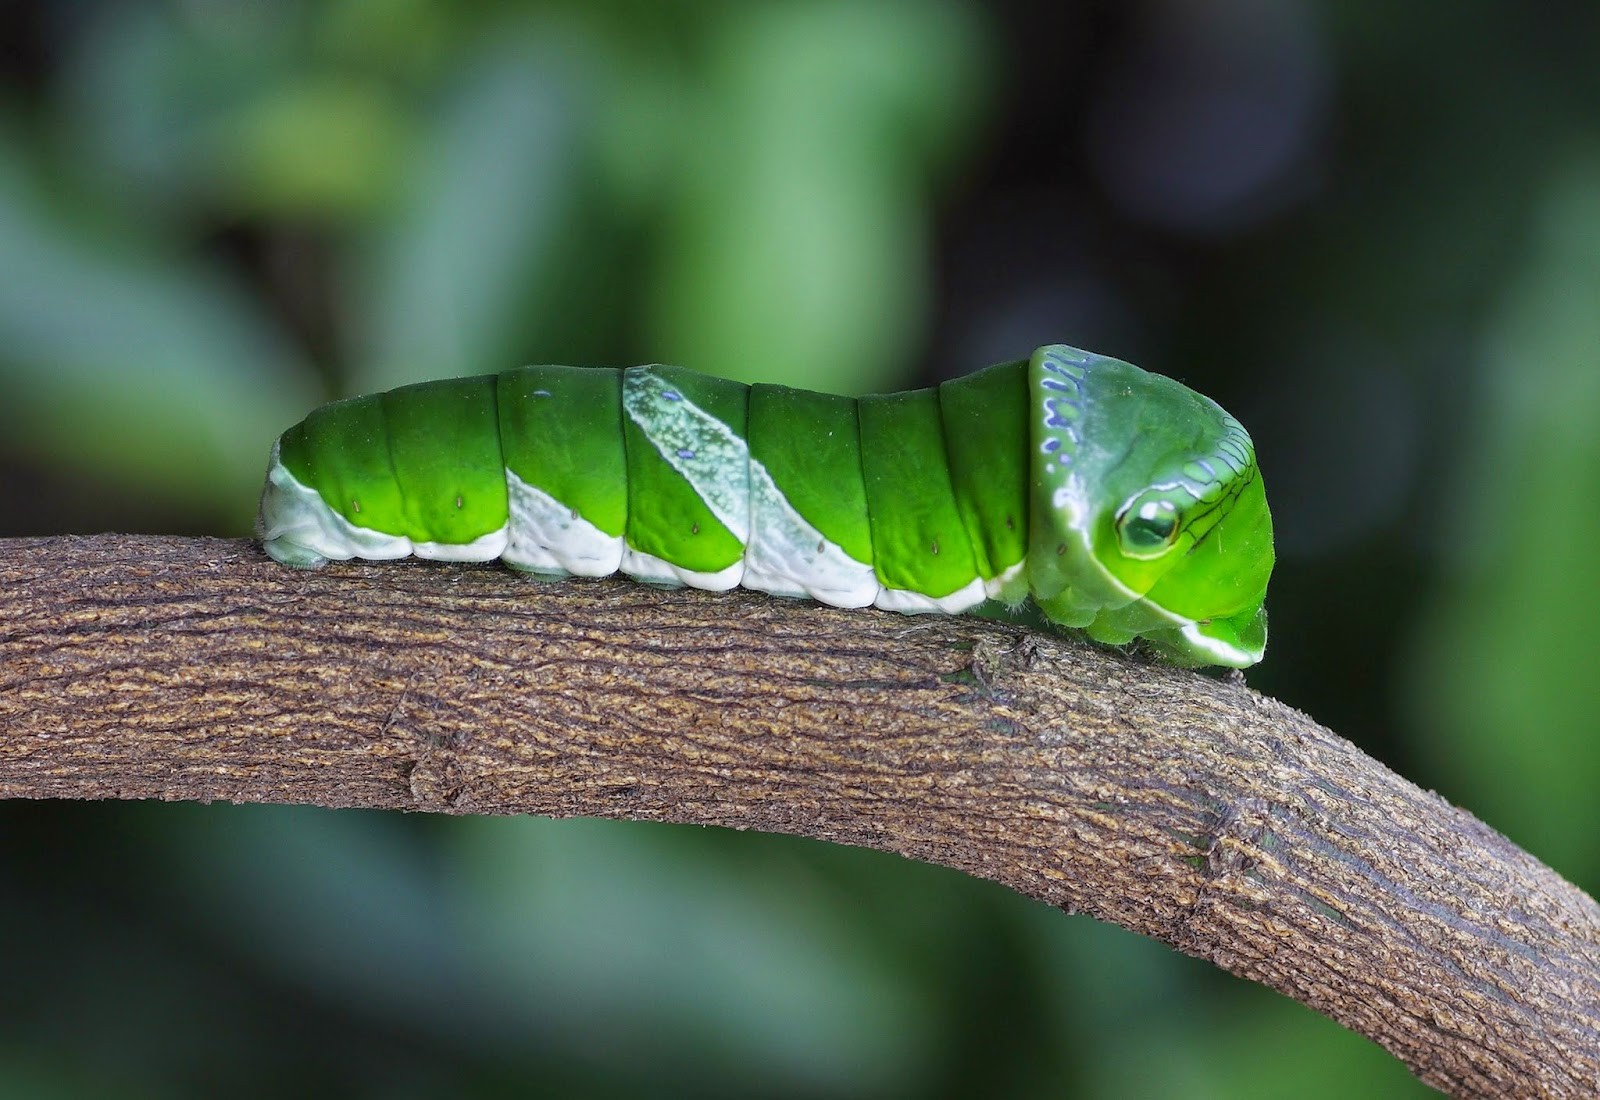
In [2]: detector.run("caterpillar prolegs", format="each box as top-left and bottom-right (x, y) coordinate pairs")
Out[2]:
(257, 345), (1274, 667)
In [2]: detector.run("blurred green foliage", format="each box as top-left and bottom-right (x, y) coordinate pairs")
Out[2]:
(1410, 156), (1600, 885)
(3, 0), (1598, 1095)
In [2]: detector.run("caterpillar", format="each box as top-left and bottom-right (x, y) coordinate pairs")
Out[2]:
(257, 344), (1273, 667)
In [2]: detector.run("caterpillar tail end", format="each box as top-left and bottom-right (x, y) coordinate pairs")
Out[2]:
(255, 437), (333, 569)
(260, 534), (330, 569)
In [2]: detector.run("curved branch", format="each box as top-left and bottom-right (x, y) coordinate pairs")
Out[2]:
(1, 535), (1596, 1096)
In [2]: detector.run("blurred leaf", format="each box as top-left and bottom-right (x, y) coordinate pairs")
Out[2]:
(210, 75), (410, 219)
(1082, 982), (1431, 1098)
(164, 805), (484, 1020)
(649, 0), (989, 392)
(0, 127), (318, 527)
(315, 0), (457, 78)
(57, 1), (298, 216)
(349, 27), (595, 391)
(1408, 149), (1600, 887)
(453, 816), (937, 1096)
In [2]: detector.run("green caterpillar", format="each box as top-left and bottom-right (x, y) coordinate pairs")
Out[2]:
(257, 345), (1273, 667)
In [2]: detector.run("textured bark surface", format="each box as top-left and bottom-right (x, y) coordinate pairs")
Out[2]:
(2, 534), (1597, 1096)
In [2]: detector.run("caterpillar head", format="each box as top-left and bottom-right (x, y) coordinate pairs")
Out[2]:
(1028, 345), (1273, 667)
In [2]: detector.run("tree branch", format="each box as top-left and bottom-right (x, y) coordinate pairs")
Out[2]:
(1, 535), (1596, 1095)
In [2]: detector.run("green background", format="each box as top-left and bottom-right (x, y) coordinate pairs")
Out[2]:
(3, 1), (1597, 1095)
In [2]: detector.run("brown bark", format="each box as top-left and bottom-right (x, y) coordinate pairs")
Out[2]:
(1, 534), (1596, 1096)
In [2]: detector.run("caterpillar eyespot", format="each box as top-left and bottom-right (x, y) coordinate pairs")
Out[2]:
(1116, 493), (1184, 558)
(256, 344), (1273, 667)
